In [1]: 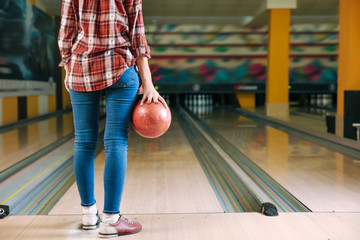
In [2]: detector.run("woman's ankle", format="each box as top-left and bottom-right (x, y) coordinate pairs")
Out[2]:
(102, 213), (119, 224)
(82, 203), (97, 215)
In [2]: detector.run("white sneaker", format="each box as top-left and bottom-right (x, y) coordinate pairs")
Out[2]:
(82, 212), (100, 230)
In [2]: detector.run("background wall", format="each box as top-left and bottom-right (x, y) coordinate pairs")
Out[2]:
(0, 1), (339, 126)
(147, 24), (338, 87)
(0, 0), (62, 126)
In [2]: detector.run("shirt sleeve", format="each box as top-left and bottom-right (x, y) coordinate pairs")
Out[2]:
(125, 0), (151, 59)
(58, 0), (77, 67)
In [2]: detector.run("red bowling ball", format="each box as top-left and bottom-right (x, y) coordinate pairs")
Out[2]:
(132, 101), (171, 138)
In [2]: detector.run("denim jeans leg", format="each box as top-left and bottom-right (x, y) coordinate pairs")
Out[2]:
(69, 89), (101, 207)
(103, 67), (139, 214)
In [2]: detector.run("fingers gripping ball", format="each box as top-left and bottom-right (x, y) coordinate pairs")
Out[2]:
(132, 102), (171, 138)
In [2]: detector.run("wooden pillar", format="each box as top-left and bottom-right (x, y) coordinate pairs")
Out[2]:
(266, 8), (291, 118)
(336, 0), (360, 137)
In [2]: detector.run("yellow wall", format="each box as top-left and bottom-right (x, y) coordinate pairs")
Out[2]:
(48, 95), (56, 113)
(337, 0), (360, 116)
(27, 96), (39, 119)
(2, 97), (18, 125)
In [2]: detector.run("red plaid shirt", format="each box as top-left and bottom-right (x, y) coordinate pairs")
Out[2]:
(58, 0), (151, 92)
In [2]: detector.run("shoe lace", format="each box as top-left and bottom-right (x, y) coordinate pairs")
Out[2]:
(120, 215), (134, 224)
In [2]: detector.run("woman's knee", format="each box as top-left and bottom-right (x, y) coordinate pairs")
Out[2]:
(103, 139), (128, 151)
(74, 140), (98, 151)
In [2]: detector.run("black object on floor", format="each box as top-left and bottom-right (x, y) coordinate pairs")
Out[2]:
(344, 91), (360, 140)
(261, 202), (279, 216)
(0, 205), (10, 219)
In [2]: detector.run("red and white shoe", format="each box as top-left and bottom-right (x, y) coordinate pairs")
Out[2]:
(99, 215), (142, 238)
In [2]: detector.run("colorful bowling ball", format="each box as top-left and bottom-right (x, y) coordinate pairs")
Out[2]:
(132, 101), (171, 138)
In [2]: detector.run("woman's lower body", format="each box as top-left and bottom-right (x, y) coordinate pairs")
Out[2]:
(69, 66), (142, 236)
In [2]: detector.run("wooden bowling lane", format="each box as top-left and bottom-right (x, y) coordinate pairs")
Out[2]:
(0, 112), (74, 172)
(247, 106), (328, 134)
(198, 107), (360, 212)
(1, 212), (360, 240)
(49, 114), (223, 215)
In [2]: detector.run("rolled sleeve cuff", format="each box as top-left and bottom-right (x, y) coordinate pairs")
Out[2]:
(133, 45), (151, 59)
(58, 57), (71, 67)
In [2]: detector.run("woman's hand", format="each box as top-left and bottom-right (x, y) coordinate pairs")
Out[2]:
(63, 63), (71, 82)
(136, 56), (168, 108)
(140, 83), (167, 108)
(64, 62), (71, 73)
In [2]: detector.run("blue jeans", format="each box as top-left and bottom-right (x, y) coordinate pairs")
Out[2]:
(69, 66), (139, 214)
